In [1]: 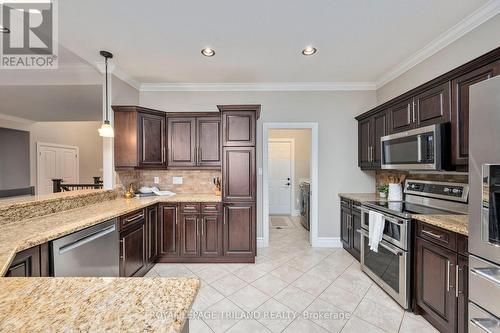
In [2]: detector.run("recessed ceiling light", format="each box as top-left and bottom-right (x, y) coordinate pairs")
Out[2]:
(201, 47), (215, 57)
(0, 26), (10, 33)
(302, 46), (317, 56)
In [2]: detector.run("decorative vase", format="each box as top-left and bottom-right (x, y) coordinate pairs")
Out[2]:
(379, 192), (387, 198)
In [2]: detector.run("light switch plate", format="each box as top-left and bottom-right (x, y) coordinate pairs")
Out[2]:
(258, 167), (263, 176)
(172, 176), (183, 185)
(153, 176), (160, 184)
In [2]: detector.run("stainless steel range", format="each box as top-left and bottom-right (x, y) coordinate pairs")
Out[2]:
(359, 179), (469, 309)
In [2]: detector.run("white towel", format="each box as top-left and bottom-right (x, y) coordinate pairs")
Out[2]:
(368, 210), (385, 252)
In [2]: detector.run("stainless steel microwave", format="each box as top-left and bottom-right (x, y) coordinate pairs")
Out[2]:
(381, 123), (450, 170)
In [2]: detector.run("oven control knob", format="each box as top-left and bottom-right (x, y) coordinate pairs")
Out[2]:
(452, 188), (461, 194)
(410, 184), (416, 189)
(444, 187), (450, 193)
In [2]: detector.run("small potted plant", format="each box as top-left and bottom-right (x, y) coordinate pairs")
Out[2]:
(378, 184), (389, 198)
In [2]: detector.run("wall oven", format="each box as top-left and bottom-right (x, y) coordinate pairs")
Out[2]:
(381, 123), (449, 170)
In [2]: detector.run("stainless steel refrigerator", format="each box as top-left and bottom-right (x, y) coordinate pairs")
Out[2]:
(469, 75), (500, 331)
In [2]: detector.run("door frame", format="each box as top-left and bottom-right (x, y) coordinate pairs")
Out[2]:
(36, 142), (80, 195)
(262, 122), (318, 247)
(268, 138), (295, 216)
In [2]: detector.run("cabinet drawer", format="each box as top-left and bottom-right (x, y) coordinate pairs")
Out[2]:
(180, 203), (200, 214)
(120, 209), (146, 230)
(457, 234), (468, 256)
(340, 198), (352, 209)
(202, 203), (221, 215)
(417, 221), (457, 251)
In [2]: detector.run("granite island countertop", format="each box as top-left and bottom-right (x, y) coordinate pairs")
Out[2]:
(0, 193), (221, 277)
(0, 277), (200, 332)
(338, 192), (468, 235)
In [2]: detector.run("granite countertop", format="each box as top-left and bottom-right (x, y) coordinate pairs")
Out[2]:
(0, 193), (221, 276)
(338, 192), (468, 235)
(0, 277), (200, 332)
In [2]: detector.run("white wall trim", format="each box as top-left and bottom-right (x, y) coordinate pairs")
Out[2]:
(263, 122), (318, 248)
(268, 138), (295, 216)
(257, 237), (266, 248)
(376, 0), (500, 89)
(312, 237), (342, 248)
(0, 112), (35, 124)
(140, 82), (377, 92)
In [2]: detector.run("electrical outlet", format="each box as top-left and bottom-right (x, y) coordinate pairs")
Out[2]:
(172, 176), (183, 185)
(153, 177), (160, 184)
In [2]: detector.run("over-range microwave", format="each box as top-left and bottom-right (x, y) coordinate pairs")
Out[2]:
(381, 123), (450, 170)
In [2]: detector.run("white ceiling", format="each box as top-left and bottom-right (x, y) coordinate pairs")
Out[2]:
(58, 0), (490, 85)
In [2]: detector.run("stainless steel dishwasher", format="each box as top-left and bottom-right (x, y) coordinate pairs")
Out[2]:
(51, 219), (119, 277)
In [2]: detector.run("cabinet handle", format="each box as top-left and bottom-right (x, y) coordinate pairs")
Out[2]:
(163, 147), (166, 163)
(201, 218), (204, 236)
(123, 213), (144, 224)
(455, 265), (460, 298)
(446, 260), (451, 292)
(421, 229), (444, 240)
(120, 239), (125, 261)
(412, 101), (416, 123)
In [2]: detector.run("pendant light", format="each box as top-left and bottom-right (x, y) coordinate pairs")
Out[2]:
(98, 50), (114, 137)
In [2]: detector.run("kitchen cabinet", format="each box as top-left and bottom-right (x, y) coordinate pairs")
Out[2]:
(146, 205), (159, 264)
(5, 244), (49, 277)
(197, 117), (222, 167)
(339, 198), (361, 261)
(119, 209), (147, 277)
(388, 99), (414, 133)
(450, 61), (500, 168)
(159, 204), (179, 257)
(200, 214), (222, 257)
(358, 110), (388, 170)
(222, 147), (256, 201)
(414, 81), (451, 127)
(220, 108), (257, 147)
(223, 202), (255, 257)
(113, 106), (166, 169)
(180, 214), (200, 257)
(414, 221), (469, 333)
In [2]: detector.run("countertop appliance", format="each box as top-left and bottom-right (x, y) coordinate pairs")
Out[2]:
(360, 179), (469, 309)
(51, 219), (119, 277)
(468, 75), (500, 332)
(299, 181), (310, 230)
(381, 123), (450, 170)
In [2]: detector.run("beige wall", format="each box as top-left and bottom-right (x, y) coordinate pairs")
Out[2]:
(269, 129), (311, 213)
(139, 90), (377, 239)
(377, 14), (500, 104)
(112, 75), (140, 105)
(0, 116), (103, 188)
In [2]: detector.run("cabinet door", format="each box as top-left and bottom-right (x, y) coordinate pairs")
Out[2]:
(358, 118), (372, 169)
(138, 112), (165, 167)
(197, 117), (221, 167)
(340, 205), (352, 249)
(222, 111), (256, 146)
(223, 147), (255, 201)
(389, 99), (413, 133)
(414, 81), (451, 127)
(180, 214), (200, 257)
(457, 255), (468, 333)
(5, 246), (43, 277)
(223, 203), (255, 256)
(120, 224), (146, 277)
(451, 61), (500, 167)
(416, 237), (457, 333)
(351, 208), (362, 261)
(147, 205), (159, 263)
(160, 204), (179, 256)
(372, 110), (388, 167)
(201, 215), (222, 257)
(167, 117), (196, 167)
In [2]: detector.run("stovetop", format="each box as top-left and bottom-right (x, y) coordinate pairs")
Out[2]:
(362, 200), (465, 219)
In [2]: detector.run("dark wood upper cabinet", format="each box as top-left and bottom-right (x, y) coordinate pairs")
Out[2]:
(389, 98), (413, 133)
(451, 61), (500, 167)
(358, 110), (387, 169)
(416, 237), (457, 333)
(160, 204), (179, 256)
(120, 222), (146, 277)
(5, 244), (49, 277)
(358, 118), (371, 168)
(113, 106), (166, 169)
(372, 110), (388, 167)
(167, 117), (196, 167)
(223, 203), (255, 257)
(138, 112), (166, 167)
(414, 81), (451, 127)
(223, 147), (256, 202)
(196, 117), (221, 167)
(219, 106), (260, 146)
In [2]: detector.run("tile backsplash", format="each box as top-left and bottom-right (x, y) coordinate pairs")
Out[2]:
(375, 170), (468, 192)
(116, 170), (221, 194)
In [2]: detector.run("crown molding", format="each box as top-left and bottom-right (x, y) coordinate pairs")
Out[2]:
(140, 81), (377, 92)
(376, 0), (500, 89)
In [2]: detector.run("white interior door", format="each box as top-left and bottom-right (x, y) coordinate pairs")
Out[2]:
(37, 143), (79, 195)
(269, 141), (292, 215)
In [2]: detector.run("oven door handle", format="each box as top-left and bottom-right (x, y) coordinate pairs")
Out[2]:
(360, 207), (403, 225)
(358, 229), (404, 256)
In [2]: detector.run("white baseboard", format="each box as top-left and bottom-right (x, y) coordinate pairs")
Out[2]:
(257, 237), (267, 248)
(291, 210), (300, 217)
(311, 237), (342, 248)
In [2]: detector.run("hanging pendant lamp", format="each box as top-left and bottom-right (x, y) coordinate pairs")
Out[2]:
(98, 50), (114, 137)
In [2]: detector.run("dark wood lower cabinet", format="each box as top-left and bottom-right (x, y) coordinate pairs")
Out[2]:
(351, 207), (362, 259)
(146, 205), (159, 264)
(223, 202), (255, 257)
(339, 198), (360, 262)
(160, 204), (179, 256)
(340, 205), (351, 248)
(414, 221), (469, 333)
(120, 222), (146, 277)
(5, 244), (49, 277)
(201, 215), (222, 257)
(180, 214), (200, 257)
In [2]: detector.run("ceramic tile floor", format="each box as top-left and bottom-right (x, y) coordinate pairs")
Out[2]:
(147, 216), (438, 333)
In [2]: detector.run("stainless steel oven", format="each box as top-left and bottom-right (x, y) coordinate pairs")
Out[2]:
(359, 207), (411, 309)
(381, 123), (449, 170)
